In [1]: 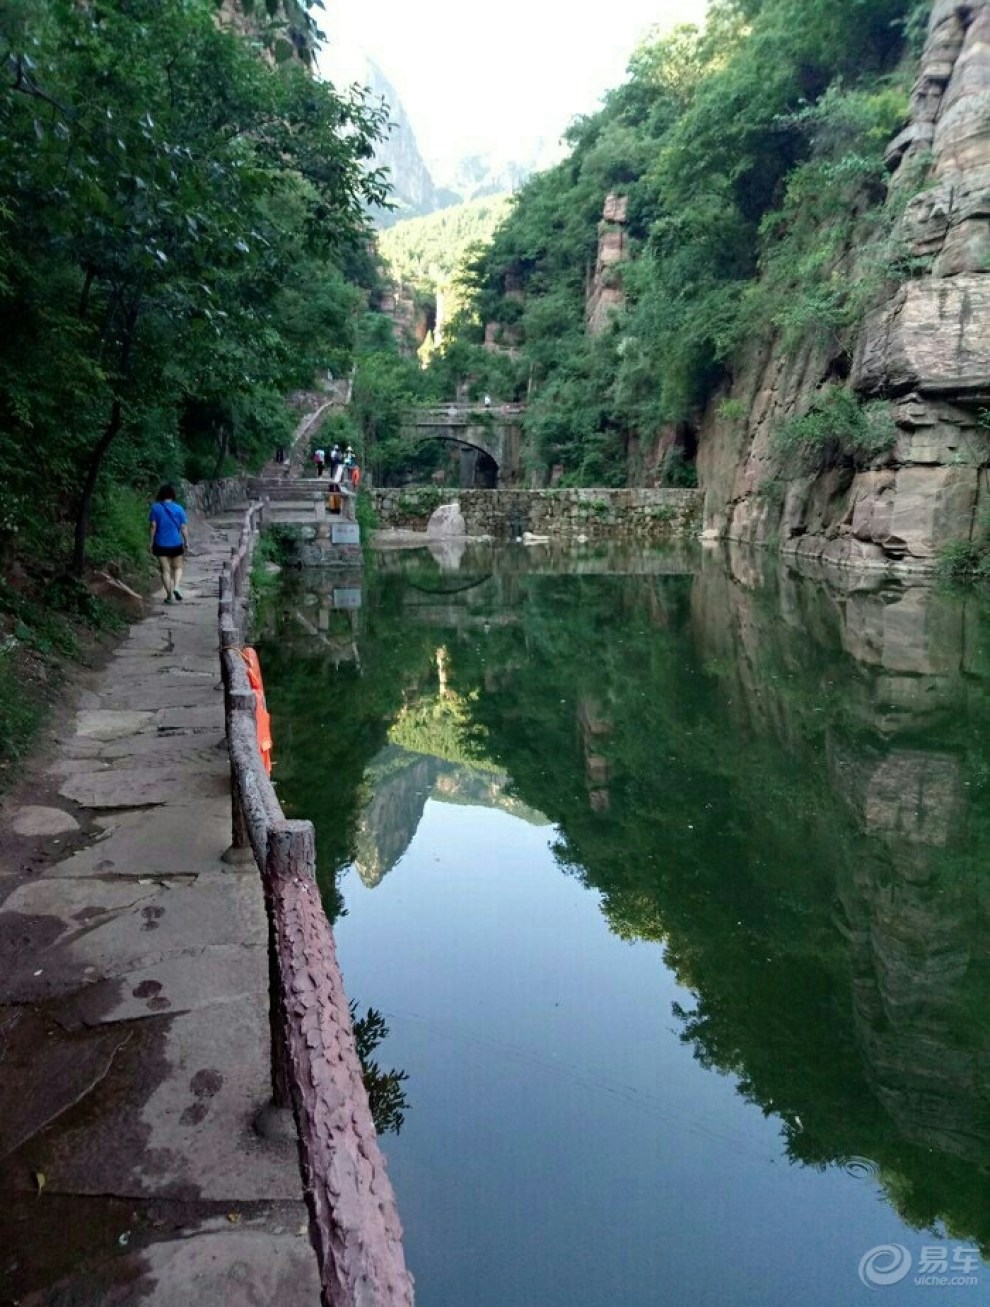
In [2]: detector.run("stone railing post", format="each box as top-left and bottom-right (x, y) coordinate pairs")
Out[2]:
(263, 821), (316, 1112)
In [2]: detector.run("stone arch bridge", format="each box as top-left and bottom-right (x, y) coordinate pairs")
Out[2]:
(399, 404), (525, 486)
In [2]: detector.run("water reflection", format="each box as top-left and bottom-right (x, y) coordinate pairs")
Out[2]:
(355, 745), (547, 887)
(256, 542), (990, 1285)
(687, 548), (990, 1248)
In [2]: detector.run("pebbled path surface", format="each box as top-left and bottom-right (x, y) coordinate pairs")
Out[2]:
(0, 512), (321, 1305)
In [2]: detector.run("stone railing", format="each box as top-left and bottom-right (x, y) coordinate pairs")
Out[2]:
(405, 402), (526, 424)
(372, 486), (703, 540)
(218, 503), (413, 1307)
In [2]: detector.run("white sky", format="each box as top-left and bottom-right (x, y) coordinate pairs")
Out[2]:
(318, 0), (710, 168)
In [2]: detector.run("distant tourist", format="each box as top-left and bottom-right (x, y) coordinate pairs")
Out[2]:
(343, 446), (357, 487)
(329, 443), (342, 481)
(483, 393), (491, 408)
(314, 446), (325, 477)
(274, 445), (286, 464)
(149, 484), (189, 605)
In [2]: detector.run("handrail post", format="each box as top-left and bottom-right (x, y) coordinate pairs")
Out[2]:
(263, 821), (316, 1110)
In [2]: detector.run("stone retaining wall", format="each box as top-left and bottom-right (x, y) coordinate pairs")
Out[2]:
(371, 486), (702, 539)
(181, 474), (248, 516)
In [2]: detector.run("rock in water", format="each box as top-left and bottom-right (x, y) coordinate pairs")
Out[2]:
(426, 502), (466, 538)
(428, 538), (467, 572)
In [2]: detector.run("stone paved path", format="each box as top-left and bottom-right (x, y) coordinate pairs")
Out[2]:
(0, 512), (321, 1305)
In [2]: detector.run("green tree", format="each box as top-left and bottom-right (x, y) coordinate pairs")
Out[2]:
(437, 0), (916, 485)
(0, 0), (388, 570)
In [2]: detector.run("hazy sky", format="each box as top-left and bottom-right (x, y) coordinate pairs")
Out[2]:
(318, 0), (710, 168)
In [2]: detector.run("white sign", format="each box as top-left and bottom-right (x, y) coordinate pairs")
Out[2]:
(333, 588), (362, 609)
(331, 523), (360, 545)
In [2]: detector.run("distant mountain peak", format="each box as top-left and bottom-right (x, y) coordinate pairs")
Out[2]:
(316, 29), (553, 226)
(316, 36), (439, 225)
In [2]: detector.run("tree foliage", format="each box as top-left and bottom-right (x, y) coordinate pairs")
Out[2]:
(0, 0), (388, 570)
(440, 0), (919, 484)
(378, 194), (513, 292)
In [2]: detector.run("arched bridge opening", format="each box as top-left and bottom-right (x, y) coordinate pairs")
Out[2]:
(397, 405), (525, 487)
(401, 433), (500, 489)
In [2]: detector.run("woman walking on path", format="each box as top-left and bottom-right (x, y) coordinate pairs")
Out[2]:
(149, 484), (189, 604)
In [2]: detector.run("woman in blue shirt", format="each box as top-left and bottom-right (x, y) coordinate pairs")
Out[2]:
(149, 484), (189, 604)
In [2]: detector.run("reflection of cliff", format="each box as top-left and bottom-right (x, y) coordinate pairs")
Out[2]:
(354, 745), (547, 886)
(355, 747), (436, 888)
(260, 546), (990, 1249)
(687, 546), (990, 1232)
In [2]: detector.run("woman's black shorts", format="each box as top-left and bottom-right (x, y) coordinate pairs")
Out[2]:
(152, 544), (184, 558)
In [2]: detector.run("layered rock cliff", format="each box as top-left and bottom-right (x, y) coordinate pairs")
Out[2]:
(586, 194), (629, 335)
(698, 1), (990, 572)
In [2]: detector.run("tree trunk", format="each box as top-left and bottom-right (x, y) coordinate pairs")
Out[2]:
(71, 291), (142, 575)
(78, 266), (95, 320)
(211, 424), (230, 480)
(72, 397), (123, 575)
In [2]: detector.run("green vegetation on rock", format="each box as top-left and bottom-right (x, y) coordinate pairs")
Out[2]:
(378, 194), (513, 291)
(435, 0), (917, 484)
(770, 385), (898, 471)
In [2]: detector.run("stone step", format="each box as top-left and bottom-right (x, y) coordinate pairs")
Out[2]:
(250, 480), (355, 502)
(266, 511), (353, 526)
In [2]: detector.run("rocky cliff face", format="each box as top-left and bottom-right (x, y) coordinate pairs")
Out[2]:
(217, 0), (315, 65)
(586, 194), (629, 336)
(375, 287), (430, 355)
(698, 1), (990, 572)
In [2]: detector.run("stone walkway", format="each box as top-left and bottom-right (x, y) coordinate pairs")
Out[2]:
(0, 513), (321, 1305)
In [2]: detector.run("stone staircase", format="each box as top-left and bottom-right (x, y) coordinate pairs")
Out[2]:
(247, 477), (362, 567)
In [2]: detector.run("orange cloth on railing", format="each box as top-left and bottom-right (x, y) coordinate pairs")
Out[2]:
(240, 647), (273, 775)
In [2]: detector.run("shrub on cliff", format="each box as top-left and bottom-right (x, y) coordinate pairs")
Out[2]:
(771, 385), (897, 471)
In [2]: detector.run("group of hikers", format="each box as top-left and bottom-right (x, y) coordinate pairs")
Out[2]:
(313, 442), (360, 488)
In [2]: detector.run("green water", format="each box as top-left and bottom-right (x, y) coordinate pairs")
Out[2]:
(256, 543), (990, 1306)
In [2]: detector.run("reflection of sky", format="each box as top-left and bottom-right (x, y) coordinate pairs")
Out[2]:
(354, 747), (548, 884)
(336, 801), (983, 1307)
